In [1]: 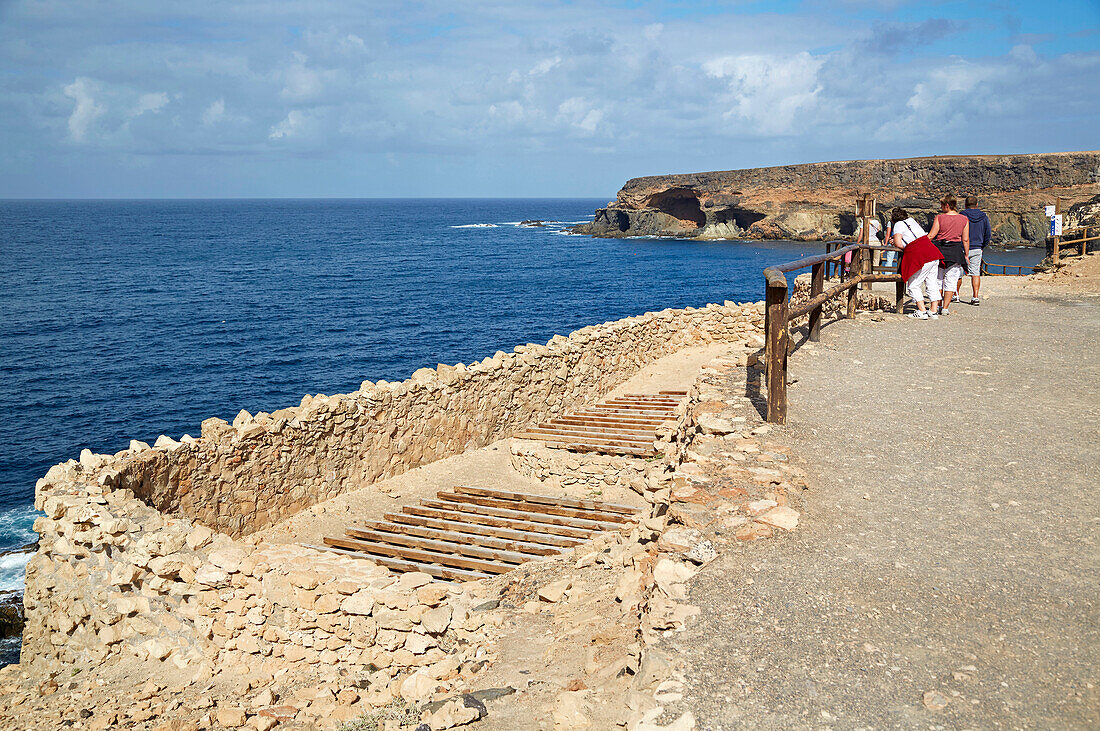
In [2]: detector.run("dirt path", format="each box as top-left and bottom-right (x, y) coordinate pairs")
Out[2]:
(660, 276), (1100, 728)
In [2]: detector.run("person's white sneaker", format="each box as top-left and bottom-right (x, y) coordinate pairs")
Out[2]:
(929, 312), (940, 319)
(908, 311), (929, 320)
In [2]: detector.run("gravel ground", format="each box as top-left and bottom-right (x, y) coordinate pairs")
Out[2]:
(662, 281), (1100, 729)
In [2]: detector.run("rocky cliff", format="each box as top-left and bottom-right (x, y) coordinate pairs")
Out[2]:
(575, 152), (1100, 244)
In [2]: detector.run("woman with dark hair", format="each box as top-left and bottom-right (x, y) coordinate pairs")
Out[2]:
(890, 207), (944, 320)
(927, 195), (970, 314)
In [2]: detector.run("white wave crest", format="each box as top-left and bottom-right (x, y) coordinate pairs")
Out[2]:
(0, 504), (40, 592)
(0, 552), (31, 592)
(449, 223), (498, 229)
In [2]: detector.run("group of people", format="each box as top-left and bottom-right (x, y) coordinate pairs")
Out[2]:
(856, 195), (992, 320)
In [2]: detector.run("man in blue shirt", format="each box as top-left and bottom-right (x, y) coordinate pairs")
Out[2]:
(962, 195), (992, 305)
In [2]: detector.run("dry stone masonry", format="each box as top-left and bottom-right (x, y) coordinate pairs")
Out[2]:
(17, 299), (765, 715)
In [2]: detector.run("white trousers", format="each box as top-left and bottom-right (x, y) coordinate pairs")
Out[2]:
(938, 263), (964, 296)
(907, 260), (941, 303)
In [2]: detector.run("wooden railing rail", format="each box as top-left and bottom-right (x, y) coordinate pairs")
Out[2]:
(1053, 226), (1099, 262)
(763, 242), (903, 424)
(981, 260), (1036, 276)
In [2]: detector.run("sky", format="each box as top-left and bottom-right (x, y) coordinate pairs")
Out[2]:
(0, 0), (1098, 198)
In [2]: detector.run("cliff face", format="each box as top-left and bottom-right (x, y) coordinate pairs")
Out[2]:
(576, 152), (1100, 244)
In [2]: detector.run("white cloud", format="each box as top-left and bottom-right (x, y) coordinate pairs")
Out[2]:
(132, 92), (169, 116)
(280, 52), (324, 101)
(530, 56), (561, 76)
(201, 98), (225, 126)
(4, 1), (1099, 196)
(556, 97), (604, 135)
(703, 52), (824, 135)
(269, 109), (305, 139)
(62, 77), (105, 142)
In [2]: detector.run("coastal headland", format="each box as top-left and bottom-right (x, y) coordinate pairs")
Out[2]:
(574, 151), (1100, 243)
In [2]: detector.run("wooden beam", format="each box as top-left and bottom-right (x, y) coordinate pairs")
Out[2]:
(568, 411), (666, 425)
(523, 426), (654, 447)
(515, 432), (653, 455)
(436, 491), (635, 523)
(301, 543), (493, 582)
(765, 280), (789, 424)
(324, 535), (516, 574)
(453, 486), (640, 515)
(384, 512), (582, 547)
(546, 417), (657, 434)
(401, 505), (598, 539)
(422, 498), (623, 531)
(344, 527), (536, 564)
(601, 400), (678, 411)
(358, 520), (562, 556)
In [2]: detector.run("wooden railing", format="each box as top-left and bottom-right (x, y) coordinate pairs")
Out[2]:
(1053, 226), (1099, 264)
(824, 240), (901, 279)
(762, 243), (903, 424)
(981, 260), (1036, 276)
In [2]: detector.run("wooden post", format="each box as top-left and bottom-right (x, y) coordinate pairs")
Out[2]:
(765, 282), (789, 424)
(846, 247), (862, 318)
(895, 279), (905, 314)
(858, 194), (874, 290)
(1053, 197), (1062, 267)
(809, 261), (824, 341)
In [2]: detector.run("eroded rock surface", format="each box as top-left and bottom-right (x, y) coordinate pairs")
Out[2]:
(575, 151), (1100, 244)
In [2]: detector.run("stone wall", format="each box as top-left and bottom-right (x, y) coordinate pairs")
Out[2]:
(24, 457), (497, 707)
(21, 300), (764, 674)
(100, 301), (763, 540)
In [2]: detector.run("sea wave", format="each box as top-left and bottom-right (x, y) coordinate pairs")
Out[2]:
(449, 223), (498, 228)
(0, 505), (38, 592)
(0, 551), (31, 593)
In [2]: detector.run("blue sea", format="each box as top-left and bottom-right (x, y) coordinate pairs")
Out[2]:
(0, 198), (1044, 595)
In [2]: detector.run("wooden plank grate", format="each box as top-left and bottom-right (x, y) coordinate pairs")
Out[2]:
(312, 486), (644, 581)
(517, 390), (687, 456)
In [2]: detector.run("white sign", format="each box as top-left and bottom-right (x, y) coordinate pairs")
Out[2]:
(1045, 205), (1056, 217)
(1050, 215), (1063, 236)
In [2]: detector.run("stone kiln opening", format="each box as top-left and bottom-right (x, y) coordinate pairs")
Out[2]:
(21, 299), (765, 695)
(317, 486), (643, 581)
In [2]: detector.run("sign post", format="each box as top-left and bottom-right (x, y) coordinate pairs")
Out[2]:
(1052, 197), (1062, 267)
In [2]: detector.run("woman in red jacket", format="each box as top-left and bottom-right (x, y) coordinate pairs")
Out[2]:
(890, 208), (944, 320)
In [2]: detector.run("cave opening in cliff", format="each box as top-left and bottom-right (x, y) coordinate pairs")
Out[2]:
(645, 188), (706, 228)
(714, 208), (766, 231)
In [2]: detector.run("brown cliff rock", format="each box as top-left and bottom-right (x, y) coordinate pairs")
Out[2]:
(575, 152), (1100, 244)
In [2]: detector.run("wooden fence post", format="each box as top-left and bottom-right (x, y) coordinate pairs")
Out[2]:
(895, 278), (905, 314)
(847, 247), (862, 318)
(809, 261), (824, 341)
(765, 282), (789, 424)
(859, 194), (874, 290)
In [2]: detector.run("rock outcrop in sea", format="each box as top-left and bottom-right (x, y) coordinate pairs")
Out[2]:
(574, 151), (1100, 244)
